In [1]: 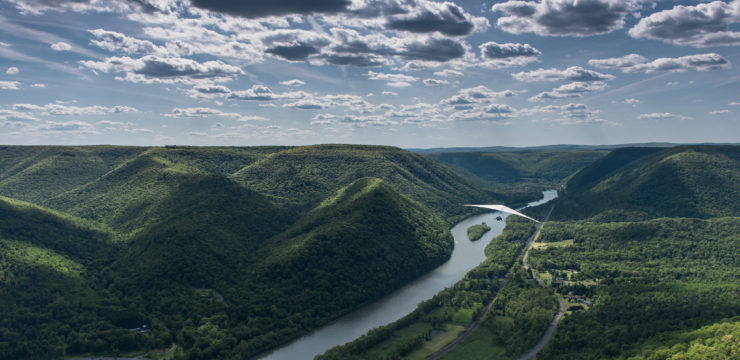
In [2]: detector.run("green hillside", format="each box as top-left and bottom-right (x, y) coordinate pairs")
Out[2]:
(0, 146), (144, 204)
(424, 149), (608, 185)
(527, 145), (740, 359)
(0, 197), (134, 359)
(0, 144), (492, 359)
(554, 145), (740, 220)
(230, 144), (494, 219)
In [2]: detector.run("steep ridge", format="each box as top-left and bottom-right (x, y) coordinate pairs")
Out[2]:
(230, 144), (491, 219)
(0, 144), (499, 359)
(233, 177), (453, 358)
(426, 149), (608, 185)
(0, 197), (128, 359)
(0, 146), (144, 204)
(554, 145), (740, 220)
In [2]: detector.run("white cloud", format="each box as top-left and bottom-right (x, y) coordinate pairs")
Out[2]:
(513, 66), (615, 82)
(637, 112), (692, 120)
(12, 103), (138, 115)
(280, 79), (306, 87)
(50, 41), (72, 51)
(524, 103), (616, 125)
(492, 0), (644, 37)
(31, 83), (46, 88)
(433, 69), (464, 77)
(80, 55), (244, 84)
(0, 81), (21, 90)
(629, 0), (740, 47)
(529, 81), (607, 102)
(6, 67), (19, 75)
(622, 98), (640, 105)
(423, 78), (449, 86)
(709, 109), (730, 115)
(589, 53), (731, 73)
(165, 107), (243, 119)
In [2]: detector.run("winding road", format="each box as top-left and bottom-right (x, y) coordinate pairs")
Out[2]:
(426, 203), (562, 360)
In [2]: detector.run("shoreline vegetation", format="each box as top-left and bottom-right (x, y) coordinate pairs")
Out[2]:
(466, 223), (491, 241)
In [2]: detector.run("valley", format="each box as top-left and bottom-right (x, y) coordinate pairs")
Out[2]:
(0, 144), (738, 360)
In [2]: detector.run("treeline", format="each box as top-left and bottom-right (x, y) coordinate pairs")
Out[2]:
(478, 266), (558, 357)
(532, 217), (740, 359)
(318, 217), (538, 360)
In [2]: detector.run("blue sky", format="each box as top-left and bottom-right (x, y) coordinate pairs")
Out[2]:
(0, 0), (738, 148)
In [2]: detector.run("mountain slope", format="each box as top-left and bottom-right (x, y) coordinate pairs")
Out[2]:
(0, 146), (144, 204)
(229, 177), (453, 358)
(554, 145), (740, 220)
(425, 149), (608, 185)
(230, 144), (492, 219)
(0, 197), (137, 359)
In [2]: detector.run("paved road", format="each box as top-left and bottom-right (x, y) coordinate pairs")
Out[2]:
(518, 205), (564, 360)
(426, 205), (555, 360)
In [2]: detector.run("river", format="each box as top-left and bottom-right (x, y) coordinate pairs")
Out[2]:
(259, 190), (558, 360)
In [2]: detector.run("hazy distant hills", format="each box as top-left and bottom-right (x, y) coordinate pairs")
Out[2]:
(553, 145), (740, 220)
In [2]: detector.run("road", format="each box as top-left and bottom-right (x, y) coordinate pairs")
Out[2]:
(426, 205), (556, 360)
(426, 204), (564, 360)
(518, 204), (564, 360)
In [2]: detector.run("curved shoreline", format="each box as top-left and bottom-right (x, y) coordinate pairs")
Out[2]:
(261, 190), (557, 360)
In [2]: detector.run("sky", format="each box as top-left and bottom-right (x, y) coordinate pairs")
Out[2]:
(0, 0), (738, 148)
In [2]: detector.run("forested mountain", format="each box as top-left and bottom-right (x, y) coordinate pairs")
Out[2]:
(553, 145), (740, 220)
(529, 145), (740, 359)
(0, 145), (497, 359)
(422, 149), (608, 185)
(317, 144), (739, 360)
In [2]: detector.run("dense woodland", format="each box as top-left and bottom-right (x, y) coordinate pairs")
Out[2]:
(0, 145), (509, 359)
(320, 144), (740, 360)
(1, 144), (738, 359)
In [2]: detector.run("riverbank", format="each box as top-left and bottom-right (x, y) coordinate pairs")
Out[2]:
(315, 191), (556, 360)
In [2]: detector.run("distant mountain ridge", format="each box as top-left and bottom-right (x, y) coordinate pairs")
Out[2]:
(553, 145), (740, 220)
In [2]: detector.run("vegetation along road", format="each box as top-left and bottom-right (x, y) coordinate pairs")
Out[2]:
(519, 204), (563, 360)
(427, 203), (557, 360)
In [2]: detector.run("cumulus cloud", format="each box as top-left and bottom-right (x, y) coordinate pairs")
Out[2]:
(190, 0), (351, 18)
(31, 83), (46, 88)
(589, 53), (731, 73)
(228, 85), (309, 101)
(165, 107), (244, 118)
(6, 67), (19, 75)
(423, 78), (449, 86)
(80, 55), (244, 84)
(12, 103), (139, 115)
(529, 81), (607, 101)
(708, 109), (730, 115)
(50, 41), (72, 51)
(513, 66), (614, 82)
(400, 37), (466, 62)
(367, 70), (418, 87)
(622, 98), (640, 105)
(282, 99), (327, 110)
(37, 120), (97, 134)
(525, 103), (614, 125)
(480, 42), (540, 59)
(280, 79), (306, 87)
(8, 0), (157, 15)
(88, 29), (165, 55)
(0, 81), (21, 90)
(637, 112), (692, 120)
(492, 0), (643, 37)
(384, 1), (488, 36)
(433, 69), (464, 77)
(629, 0), (740, 47)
